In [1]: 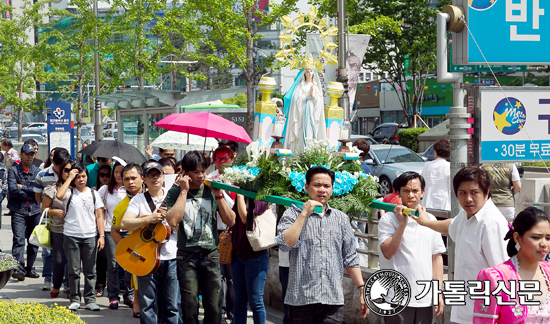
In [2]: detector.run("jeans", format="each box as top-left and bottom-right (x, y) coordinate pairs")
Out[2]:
(96, 235), (107, 287)
(11, 212), (40, 273)
(42, 247), (53, 282)
(136, 259), (179, 324)
(279, 266), (292, 324)
(64, 235), (97, 305)
(177, 250), (222, 324)
(51, 232), (67, 290)
(220, 261), (235, 320)
(231, 251), (269, 324)
(104, 232), (133, 302)
(289, 304), (344, 324)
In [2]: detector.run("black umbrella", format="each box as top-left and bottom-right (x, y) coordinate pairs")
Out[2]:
(78, 140), (147, 163)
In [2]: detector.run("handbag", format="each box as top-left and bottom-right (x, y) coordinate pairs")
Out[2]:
(217, 230), (233, 264)
(246, 208), (277, 252)
(29, 208), (52, 249)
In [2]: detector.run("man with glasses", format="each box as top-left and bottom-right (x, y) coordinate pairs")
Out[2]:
(207, 146), (236, 321)
(121, 161), (179, 323)
(33, 147), (72, 289)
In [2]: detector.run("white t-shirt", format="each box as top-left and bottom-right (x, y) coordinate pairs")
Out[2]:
(421, 158), (451, 210)
(378, 212), (446, 308)
(126, 189), (177, 260)
(98, 185), (127, 232)
(63, 188), (104, 238)
(448, 198), (509, 324)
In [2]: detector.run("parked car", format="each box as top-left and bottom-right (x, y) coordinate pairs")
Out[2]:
(3, 128), (31, 140)
(364, 144), (426, 196)
(25, 122), (47, 129)
(369, 123), (408, 144)
(350, 134), (379, 145)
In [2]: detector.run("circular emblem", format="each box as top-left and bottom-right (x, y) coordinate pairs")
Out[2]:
(492, 97), (526, 135)
(469, 0), (497, 10)
(364, 270), (411, 317)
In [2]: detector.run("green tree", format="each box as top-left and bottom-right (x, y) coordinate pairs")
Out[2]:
(358, 0), (451, 127)
(193, 0), (300, 135)
(0, 0), (55, 141)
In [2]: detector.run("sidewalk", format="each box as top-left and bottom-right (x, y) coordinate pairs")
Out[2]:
(0, 201), (284, 323)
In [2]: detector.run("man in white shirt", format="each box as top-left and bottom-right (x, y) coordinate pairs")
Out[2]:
(412, 167), (509, 324)
(379, 172), (445, 324)
(421, 139), (451, 210)
(121, 161), (179, 324)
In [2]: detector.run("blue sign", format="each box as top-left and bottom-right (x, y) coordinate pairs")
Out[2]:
(47, 101), (75, 159)
(459, 0), (550, 64)
(480, 87), (550, 162)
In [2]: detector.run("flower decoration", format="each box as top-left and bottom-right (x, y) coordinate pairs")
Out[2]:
(220, 138), (380, 219)
(0, 253), (18, 272)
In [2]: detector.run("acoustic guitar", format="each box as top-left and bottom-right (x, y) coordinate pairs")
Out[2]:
(115, 216), (170, 276)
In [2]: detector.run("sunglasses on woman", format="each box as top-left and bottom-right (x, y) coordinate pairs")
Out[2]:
(99, 172), (110, 178)
(63, 168), (72, 173)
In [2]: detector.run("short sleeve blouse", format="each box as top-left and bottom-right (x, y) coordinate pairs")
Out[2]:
(43, 184), (65, 233)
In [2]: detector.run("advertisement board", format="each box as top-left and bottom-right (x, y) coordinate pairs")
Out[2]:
(479, 87), (550, 162)
(453, 0), (550, 65)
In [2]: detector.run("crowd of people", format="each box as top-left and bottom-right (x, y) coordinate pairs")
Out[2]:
(0, 133), (547, 324)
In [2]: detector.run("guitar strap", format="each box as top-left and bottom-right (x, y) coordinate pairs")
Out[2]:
(143, 191), (157, 214)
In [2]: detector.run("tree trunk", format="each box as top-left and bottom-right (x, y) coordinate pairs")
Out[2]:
(18, 56), (24, 143)
(76, 76), (83, 160)
(245, 37), (255, 137)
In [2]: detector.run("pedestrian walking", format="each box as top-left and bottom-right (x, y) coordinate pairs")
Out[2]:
(165, 151), (236, 324)
(379, 172), (445, 324)
(275, 166), (368, 323)
(421, 139), (451, 210)
(121, 160), (179, 323)
(41, 160), (74, 298)
(8, 144), (41, 281)
(480, 162), (521, 220)
(57, 163), (104, 311)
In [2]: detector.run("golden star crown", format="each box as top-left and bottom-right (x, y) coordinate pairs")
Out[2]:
(301, 54), (316, 70)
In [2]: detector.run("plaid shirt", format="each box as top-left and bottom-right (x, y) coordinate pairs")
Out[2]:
(275, 204), (359, 306)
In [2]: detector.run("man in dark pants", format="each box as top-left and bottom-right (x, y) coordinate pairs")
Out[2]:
(8, 144), (41, 281)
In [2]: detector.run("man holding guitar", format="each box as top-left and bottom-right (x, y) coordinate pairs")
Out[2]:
(165, 151), (236, 324)
(120, 161), (179, 324)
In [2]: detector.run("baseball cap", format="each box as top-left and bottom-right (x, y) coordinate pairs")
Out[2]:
(142, 160), (164, 176)
(21, 144), (36, 154)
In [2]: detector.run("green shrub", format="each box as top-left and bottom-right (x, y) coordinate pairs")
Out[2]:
(397, 128), (429, 152)
(522, 162), (550, 167)
(0, 301), (85, 323)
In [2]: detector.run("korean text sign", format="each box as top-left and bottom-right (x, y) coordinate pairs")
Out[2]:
(480, 87), (550, 162)
(462, 0), (550, 64)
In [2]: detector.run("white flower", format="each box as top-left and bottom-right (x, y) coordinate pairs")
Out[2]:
(350, 146), (363, 154)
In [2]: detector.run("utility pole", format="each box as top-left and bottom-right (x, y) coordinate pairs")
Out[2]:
(437, 6), (468, 280)
(336, 0), (350, 138)
(93, 0), (103, 141)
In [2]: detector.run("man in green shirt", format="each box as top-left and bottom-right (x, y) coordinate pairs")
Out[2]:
(165, 151), (235, 324)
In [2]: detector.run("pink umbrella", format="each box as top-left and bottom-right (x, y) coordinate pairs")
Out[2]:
(155, 112), (252, 144)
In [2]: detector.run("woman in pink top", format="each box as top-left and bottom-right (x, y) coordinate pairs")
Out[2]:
(474, 207), (550, 323)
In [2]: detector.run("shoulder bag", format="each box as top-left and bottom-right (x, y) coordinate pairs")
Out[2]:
(246, 207), (277, 252)
(29, 208), (52, 249)
(218, 229), (233, 264)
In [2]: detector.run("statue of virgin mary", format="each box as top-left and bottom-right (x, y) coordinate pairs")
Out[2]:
(281, 55), (326, 152)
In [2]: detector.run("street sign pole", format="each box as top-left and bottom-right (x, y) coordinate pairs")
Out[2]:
(437, 6), (469, 280)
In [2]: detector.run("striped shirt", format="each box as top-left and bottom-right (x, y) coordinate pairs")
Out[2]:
(34, 165), (58, 194)
(275, 204), (359, 306)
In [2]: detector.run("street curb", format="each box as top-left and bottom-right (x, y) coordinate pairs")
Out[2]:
(523, 166), (550, 173)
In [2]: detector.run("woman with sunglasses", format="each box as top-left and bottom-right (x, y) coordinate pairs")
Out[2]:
(93, 164), (111, 296)
(98, 161), (134, 309)
(42, 161), (74, 298)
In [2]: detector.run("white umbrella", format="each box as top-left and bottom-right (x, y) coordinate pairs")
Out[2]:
(150, 131), (219, 151)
